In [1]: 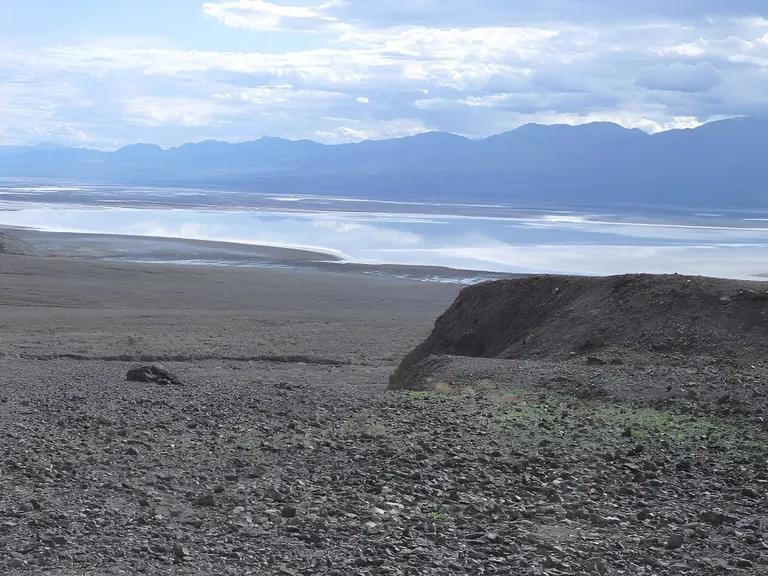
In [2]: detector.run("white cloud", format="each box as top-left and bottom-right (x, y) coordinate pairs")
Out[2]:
(515, 111), (708, 134)
(125, 97), (235, 127)
(203, 0), (343, 31)
(340, 25), (558, 61)
(221, 84), (346, 106)
(2, 4), (768, 146)
(27, 32), (542, 91)
(314, 118), (430, 143)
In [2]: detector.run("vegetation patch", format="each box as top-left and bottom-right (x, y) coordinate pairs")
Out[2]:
(490, 386), (766, 450)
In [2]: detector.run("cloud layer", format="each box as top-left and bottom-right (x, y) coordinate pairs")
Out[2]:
(1, 1), (767, 147)
(203, 0), (343, 32)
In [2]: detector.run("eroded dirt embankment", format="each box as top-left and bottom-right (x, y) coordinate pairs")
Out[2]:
(390, 274), (768, 414)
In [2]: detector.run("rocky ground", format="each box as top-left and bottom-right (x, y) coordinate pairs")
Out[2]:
(1, 254), (767, 574)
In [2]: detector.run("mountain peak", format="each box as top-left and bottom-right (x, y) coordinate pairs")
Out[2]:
(0, 116), (763, 208)
(116, 143), (163, 154)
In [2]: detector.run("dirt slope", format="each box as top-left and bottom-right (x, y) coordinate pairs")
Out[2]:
(391, 274), (768, 389)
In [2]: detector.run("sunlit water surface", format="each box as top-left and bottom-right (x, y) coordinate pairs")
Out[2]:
(2, 181), (768, 279)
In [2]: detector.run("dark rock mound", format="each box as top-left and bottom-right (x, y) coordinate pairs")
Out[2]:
(126, 365), (182, 386)
(0, 232), (39, 256)
(390, 274), (768, 389)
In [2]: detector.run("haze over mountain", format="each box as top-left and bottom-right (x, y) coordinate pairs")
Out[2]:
(1, 117), (765, 208)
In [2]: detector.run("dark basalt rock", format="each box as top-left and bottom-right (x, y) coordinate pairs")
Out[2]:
(126, 365), (182, 386)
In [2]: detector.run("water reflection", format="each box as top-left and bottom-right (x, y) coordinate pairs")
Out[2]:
(2, 187), (768, 279)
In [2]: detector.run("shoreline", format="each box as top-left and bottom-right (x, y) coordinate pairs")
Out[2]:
(1, 226), (513, 285)
(5, 185), (768, 281)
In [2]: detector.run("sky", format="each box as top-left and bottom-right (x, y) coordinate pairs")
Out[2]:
(1, 0), (767, 148)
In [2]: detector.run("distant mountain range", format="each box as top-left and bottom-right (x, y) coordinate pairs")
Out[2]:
(1, 117), (765, 208)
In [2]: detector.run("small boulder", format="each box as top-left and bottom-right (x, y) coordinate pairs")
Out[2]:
(281, 505), (297, 518)
(126, 365), (182, 386)
(192, 495), (216, 507)
(741, 487), (760, 498)
(700, 510), (737, 526)
(665, 534), (684, 550)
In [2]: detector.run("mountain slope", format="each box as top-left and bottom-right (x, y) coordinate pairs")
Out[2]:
(0, 117), (765, 207)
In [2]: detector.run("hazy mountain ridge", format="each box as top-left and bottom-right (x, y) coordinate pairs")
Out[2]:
(1, 117), (765, 207)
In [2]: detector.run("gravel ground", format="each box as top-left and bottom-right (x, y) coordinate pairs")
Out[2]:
(1, 254), (766, 575)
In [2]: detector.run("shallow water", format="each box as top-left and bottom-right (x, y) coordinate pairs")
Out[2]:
(2, 180), (768, 279)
